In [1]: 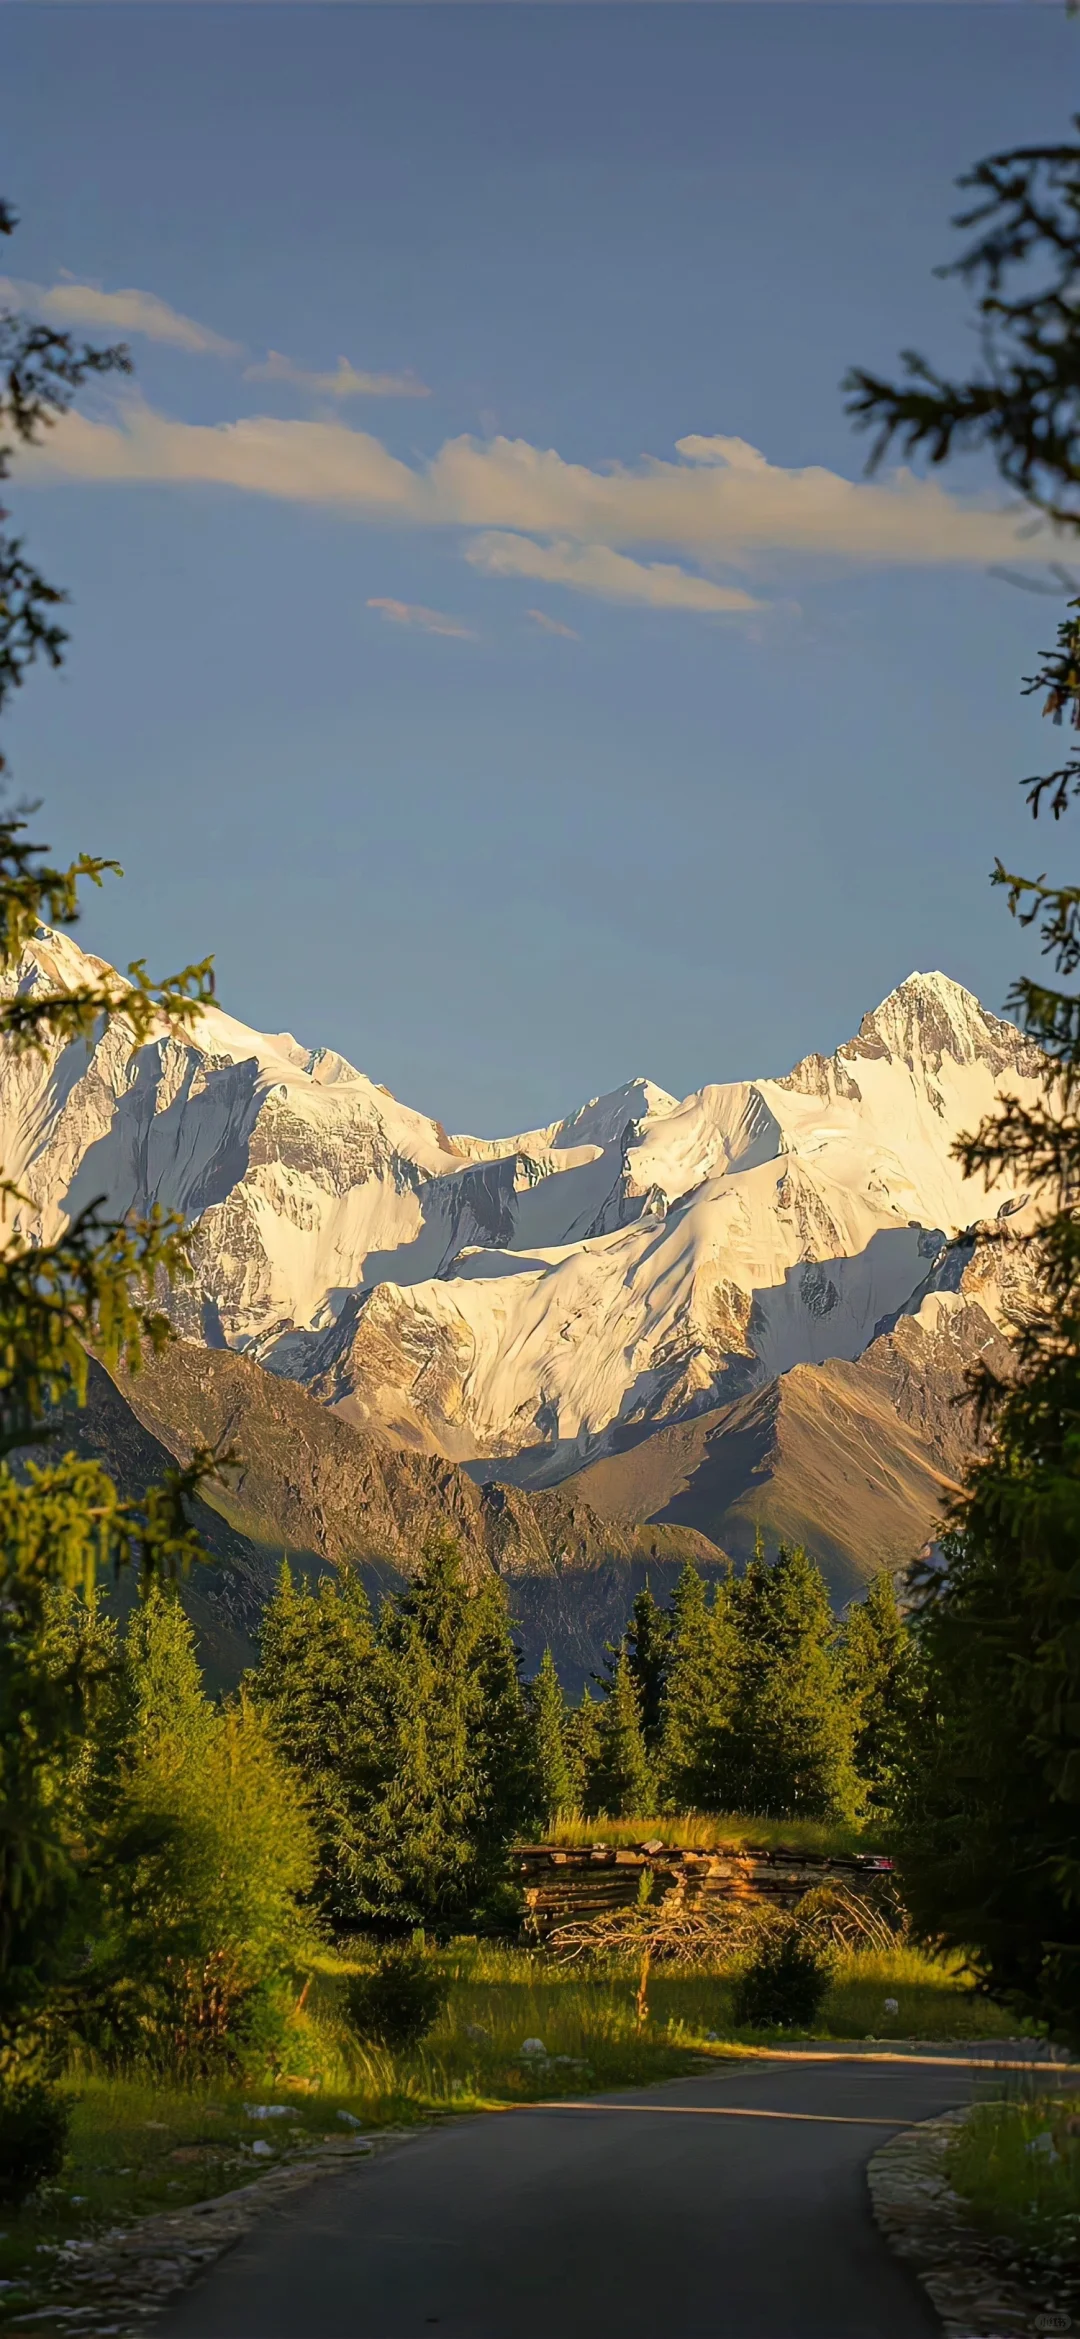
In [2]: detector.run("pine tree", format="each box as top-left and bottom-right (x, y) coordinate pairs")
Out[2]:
(0, 223), (217, 2077)
(365, 1536), (538, 1932)
(721, 1542), (858, 1821)
(625, 1584), (673, 1754)
(588, 1650), (652, 1818)
(255, 1538), (539, 1935)
(125, 1585), (217, 1767)
(847, 124), (1080, 2036)
(841, 1573), (919, 1816)
(252, 1565), (381, 1928)
(564, 1687), (601, 1816)
(655, 1564), (737, 1812)
(529, 1648), (574, 1828)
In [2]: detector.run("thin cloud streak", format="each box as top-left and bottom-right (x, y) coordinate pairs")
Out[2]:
(367, 596), (477, 639)
(245, 350), (431, 399)
(526, 607), (580, 637)
(0, 275), (240, 357)
(469, 532), (759, 613)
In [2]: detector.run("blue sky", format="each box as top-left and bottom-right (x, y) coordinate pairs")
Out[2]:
(2, 3), (1077, 1132)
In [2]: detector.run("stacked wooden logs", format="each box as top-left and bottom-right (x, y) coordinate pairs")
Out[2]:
(514, 1842), (894, 1939)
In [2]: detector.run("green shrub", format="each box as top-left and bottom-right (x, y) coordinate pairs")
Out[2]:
(77, 1598), (319, 2079)
(346, 1948), (449, 2050)
(0, 2077), (70, 2206)
(732, 1921), (832, 2030)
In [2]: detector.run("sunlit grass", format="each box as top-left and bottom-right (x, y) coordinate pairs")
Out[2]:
(0, 1937), (1020, 2327)
(822, 1946), (1018, 2043)
(544, 1812), (887, 1857)
(0, 2073), (362, 2319)
(947, 2086), (1080, 2264)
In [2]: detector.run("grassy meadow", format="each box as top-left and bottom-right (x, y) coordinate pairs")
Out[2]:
(0, 1933), (1020, 2324)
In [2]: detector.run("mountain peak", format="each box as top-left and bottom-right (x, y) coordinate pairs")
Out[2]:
(851, 968), (1029, 1076)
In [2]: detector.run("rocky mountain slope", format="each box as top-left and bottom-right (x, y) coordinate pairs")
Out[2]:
(53, 1344), (722, 1689)
(1, 928), (1043, 1615)
(560, 1240), (1020, 1601)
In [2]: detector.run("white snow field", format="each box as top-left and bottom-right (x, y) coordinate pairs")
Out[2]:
(0, 930), (1043, 1479)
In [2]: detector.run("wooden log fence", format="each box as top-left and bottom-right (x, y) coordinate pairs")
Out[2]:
(513, 1842), (894, 1939)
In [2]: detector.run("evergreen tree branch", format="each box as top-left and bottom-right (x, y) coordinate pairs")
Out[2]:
(844, 129), (1080, 527)
(0, 1202), (193, 1455)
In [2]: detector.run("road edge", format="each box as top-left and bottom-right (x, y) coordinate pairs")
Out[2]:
(4, 2129), (421, 2339)
(868, 2107), (1068, 2338)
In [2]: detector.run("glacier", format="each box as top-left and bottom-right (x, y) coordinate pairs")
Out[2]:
(0, 930), (1044, 1484)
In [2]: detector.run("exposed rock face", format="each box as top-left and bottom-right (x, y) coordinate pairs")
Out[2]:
(46, 1342), (723, 1689)
(0, 938), (1042, 1484)
(0, 934), (1046, 1617)
(560, 1239), (1030, 1604)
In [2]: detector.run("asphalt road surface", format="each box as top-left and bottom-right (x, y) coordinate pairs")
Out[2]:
(161, 2049), (1011, 2339)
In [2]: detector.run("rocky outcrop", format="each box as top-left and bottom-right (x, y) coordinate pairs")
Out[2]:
(0, 936), (1045, 1483)
(559, 1237), (1030, 1603)
(44, 1340), (724, 1687)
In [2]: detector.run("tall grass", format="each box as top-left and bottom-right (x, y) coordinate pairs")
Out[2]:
(0, 1936), (1019, 2327)
(823, 1947), (1016, 2043)
(947, 2084), (1080, 2262)
(310, 1938), (1015, 2098)
(544, 1813), (887, 1857)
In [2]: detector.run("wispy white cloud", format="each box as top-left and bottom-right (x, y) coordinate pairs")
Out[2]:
(244, 350), (430, 400)
(0, 274), (240, 357)
(526, 607), (580, 638)
(27, 400), (1050, 572)
(469, 533), (760, 613)
(20, 395), (1059, 622)
(367, 596), (476, 640)
(27, 401), (415, 506)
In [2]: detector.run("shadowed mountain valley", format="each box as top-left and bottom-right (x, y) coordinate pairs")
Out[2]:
(51, 1343), (725, 1689)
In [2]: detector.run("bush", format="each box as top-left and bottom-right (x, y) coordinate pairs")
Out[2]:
(346, 1947), (449, 2050)
(78, 1600), (320, 2079)
(0, 2077), (70, 2206)
(732, 1921), (832, 2030)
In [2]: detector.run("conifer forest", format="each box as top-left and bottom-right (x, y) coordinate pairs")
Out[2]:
(6, 14), (1080, 2332)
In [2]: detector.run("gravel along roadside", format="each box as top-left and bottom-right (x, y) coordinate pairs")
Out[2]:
(870, 2109), (1079, 2339)
(0, 2130), (417, 2339)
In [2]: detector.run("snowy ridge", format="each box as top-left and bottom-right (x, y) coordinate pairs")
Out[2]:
(0, 936), (1043, 1481)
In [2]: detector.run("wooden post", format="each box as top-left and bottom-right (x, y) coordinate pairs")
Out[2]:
(635, 1947), (651, 2032)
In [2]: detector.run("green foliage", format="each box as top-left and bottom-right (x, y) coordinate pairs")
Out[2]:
(252, 1538), (539, 1937)
(362, 1537), (536, 1932)
(845, 129), (1080, 531)
(841, 1573), (920, 1816)
(253, 1564), (381, 1929)
(847, 116), (1080, 2041)
(587, 1650), (652, 1818)
(73, 1593), (318, 2076)
(946, 2091), (1080, 2264)
(719, 1543), (859, 1822)
(895, 1526), (1080, 2042)
(345, 1946), (450, 2049)
(624, 1584), (673, 1752)
(731, 1921), (833, 2032)
(0, 197), (129, 775)
(540, 1552), (867, 1828)
(563, 1687), (601, 1815)
(0, 218), (224, 2073)
(528, 1648), (574, 1826)
(655, 1563), (737, 1811)
(0, 2075), (70, 2207)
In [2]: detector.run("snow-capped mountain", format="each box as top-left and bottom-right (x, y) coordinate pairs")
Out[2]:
(0, 930), (1044, 1484)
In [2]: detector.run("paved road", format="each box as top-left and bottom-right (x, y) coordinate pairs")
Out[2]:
(162, 2050), (1006, 2339)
